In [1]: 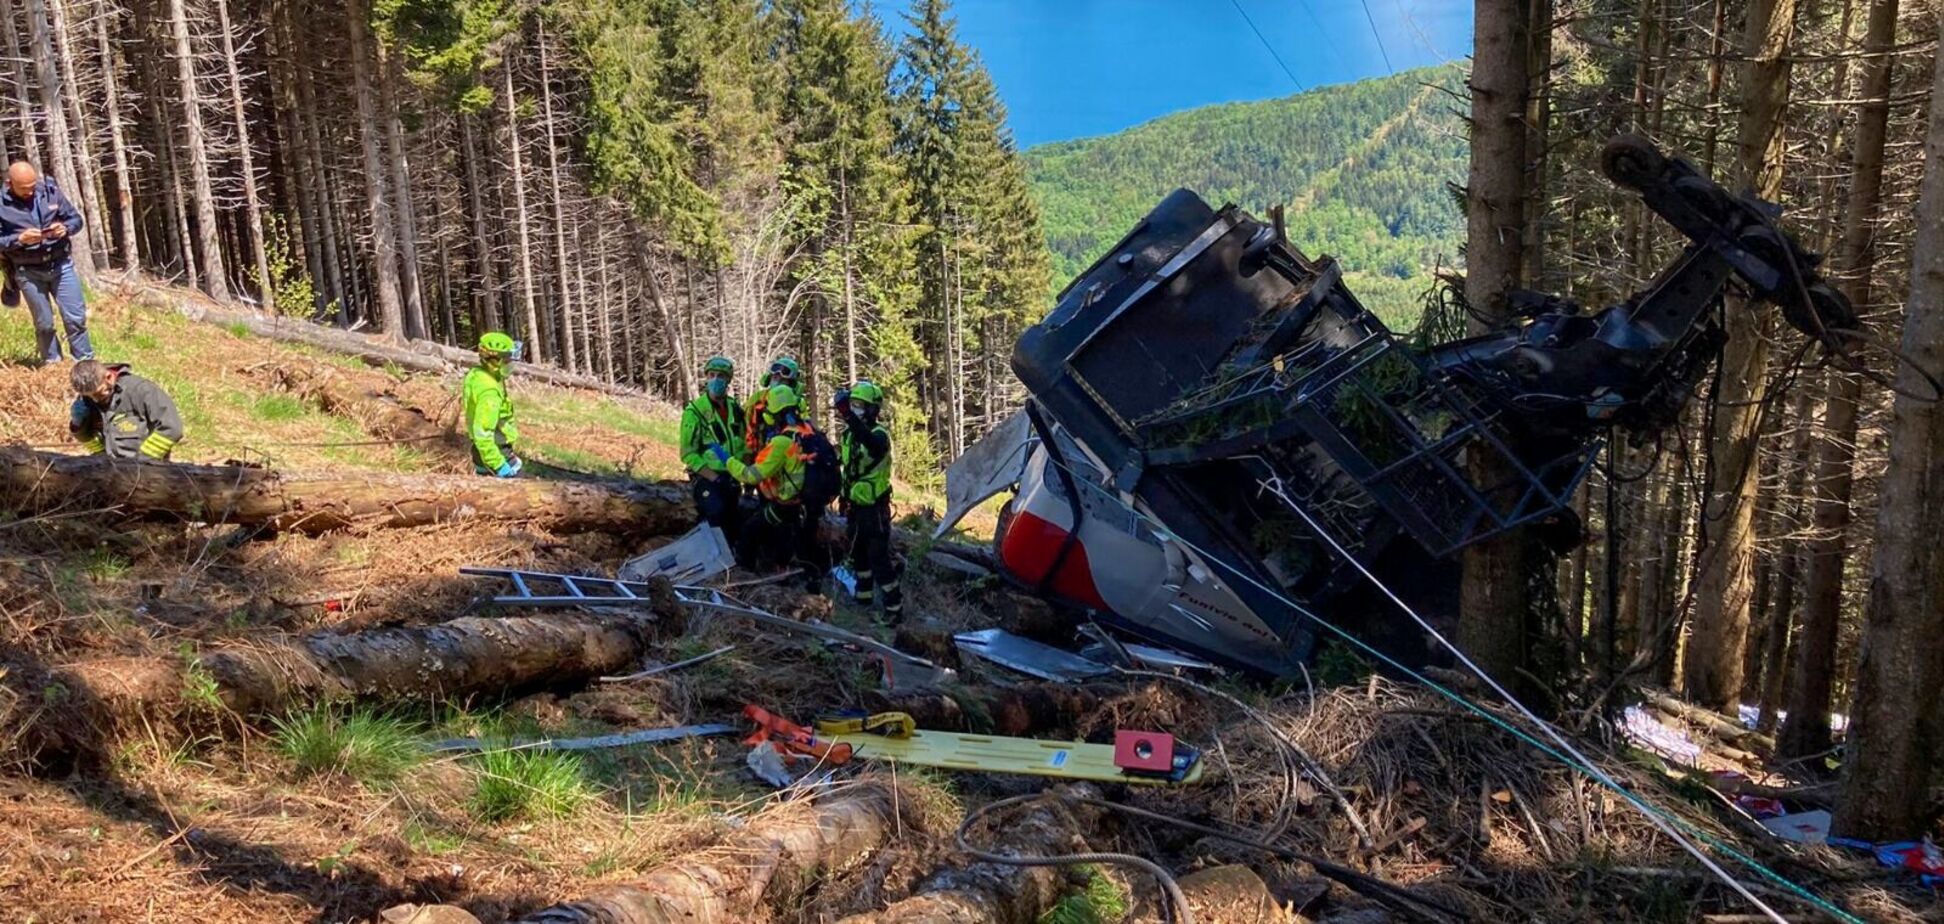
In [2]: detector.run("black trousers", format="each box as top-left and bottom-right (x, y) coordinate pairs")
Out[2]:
(845, 499), (902, 617)
(691, 473), (741, 545)
(740, 499), (826, 591)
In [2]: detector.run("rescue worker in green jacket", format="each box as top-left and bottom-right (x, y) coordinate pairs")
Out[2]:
(742, 355), (802, 452)
(723, 382), (833, 593)
(835, 380), (900, 619)
(679, 355), (749, 542)
(69, 359), (183, 460)
(464, 332), (523, 477)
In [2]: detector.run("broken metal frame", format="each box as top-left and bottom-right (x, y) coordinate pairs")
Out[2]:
(1135, 301), (1596, 559)
(460, 567), (954, 690)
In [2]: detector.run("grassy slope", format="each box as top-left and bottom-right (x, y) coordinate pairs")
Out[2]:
(0, 292), (686, 480)
(0, 288), (967, 923)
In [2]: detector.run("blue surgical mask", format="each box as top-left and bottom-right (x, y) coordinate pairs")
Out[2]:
(706, 378), (728, 398)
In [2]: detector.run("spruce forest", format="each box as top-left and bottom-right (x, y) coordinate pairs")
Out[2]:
(0, 0), (1049, 474)
(4, 0), (1944, 920)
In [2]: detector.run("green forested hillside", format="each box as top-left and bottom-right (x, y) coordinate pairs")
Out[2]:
(1026, 64), (1468, 321)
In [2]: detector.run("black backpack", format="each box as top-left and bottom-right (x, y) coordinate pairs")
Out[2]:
(793, 426), (841, 509)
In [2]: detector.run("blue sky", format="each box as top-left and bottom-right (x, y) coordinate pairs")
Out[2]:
(888, 0), (1473, 149)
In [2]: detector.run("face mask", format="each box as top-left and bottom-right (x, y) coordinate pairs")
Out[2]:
(706, 378), (727, 398)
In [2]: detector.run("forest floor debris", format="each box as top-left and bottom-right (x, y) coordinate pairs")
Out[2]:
(3, 294), (1942, 923)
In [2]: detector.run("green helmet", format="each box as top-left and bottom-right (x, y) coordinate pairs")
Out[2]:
(766, 355), (801, 385)
(478, 332), (516, 357)
(762, 382), (802, 421)
(848, 380), (885, 406)
(703, 355), (734, 376)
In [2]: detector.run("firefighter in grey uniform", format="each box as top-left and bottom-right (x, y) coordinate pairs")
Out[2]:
(69, 359), (184, 460)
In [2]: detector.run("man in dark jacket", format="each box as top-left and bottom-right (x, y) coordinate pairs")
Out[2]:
(70, 360), (183, 460)
(0, 162), (91, 364)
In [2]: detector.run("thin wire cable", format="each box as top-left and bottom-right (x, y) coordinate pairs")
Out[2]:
(1228, 0), (1305, 91)
(1068, 794), (1469, 923)
(1036, 452), (1863, 924)
(1255, 475), (1791, 922)
(1358, 0), (1395, 73)
(958, 793), (1192, 924)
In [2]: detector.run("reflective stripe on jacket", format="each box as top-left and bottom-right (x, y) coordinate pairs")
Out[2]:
(462, 366), (519, 470)
(731, 427), (809, 503)
(70, 365), (182, 460)
(840, 423), (892, 505)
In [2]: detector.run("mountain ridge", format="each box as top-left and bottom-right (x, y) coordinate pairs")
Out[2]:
(1024, 63), (1469, 322)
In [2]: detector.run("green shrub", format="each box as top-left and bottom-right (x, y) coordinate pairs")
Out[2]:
(272, 707), (423, 784)
(1039, 865), (1129, 924)
(469, 748), (590, 823)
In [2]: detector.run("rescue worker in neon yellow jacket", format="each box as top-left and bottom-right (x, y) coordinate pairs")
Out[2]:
(836, 379), (901, 620)
(719, 383), (833, 592)
(464, 332), (523, 477)
(679, 355), (749, 542)
(68, 359), (182, 460)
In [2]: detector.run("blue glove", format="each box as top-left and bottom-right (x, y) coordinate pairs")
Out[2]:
(707, 443), (731, 464)
(496, 457), (522, 478)
(68, 398), (88, 432)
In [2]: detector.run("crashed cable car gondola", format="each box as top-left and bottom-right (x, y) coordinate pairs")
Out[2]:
(937, 136), (1859, 678)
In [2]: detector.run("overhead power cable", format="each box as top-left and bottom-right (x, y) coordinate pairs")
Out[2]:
(1358, 0), (1396, 73)
(1228, 0), (1306, 92)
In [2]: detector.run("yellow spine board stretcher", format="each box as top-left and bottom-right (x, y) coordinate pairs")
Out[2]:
(821, 729), (1204, 786)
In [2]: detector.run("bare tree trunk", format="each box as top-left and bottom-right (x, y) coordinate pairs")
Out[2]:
(133, 0), (193, 285)
(282, 4), (343, 319)
(343, 0), (405, 339)
(1752, 388), (1813, 724)
(840, 166), (857, 382)
(460, 109), (501, 332)
(504, 62), (542, 359)
(213, 0), (272, 303)
(572, 224), (591, 375)
(1832, 20), (1944, 840)
(1563, 482), (1590, 672)
(437, 232), (456, 342)
(594, 231), (614, 381)
(1652, 448), (1689, 688)
(378, 45), (426, 339)
(167, 0), (227, 296)
(536, 21), (577, 372)
(619, 265), (638, 386)
(22, 0), (94, 277)
(95, 8), (139, 269)
(640, 239), (693, 398)
(46, 0), (103, 264)
(1458, 0), (1535, 681)
(1, 0), (38, 159)
(1682, 0), (1796, 711)
(1780, 0), (1898, 764)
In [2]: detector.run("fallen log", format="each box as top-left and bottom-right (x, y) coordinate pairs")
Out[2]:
(0, 446), (692, 536)
(507, 784), (900, 923)
(838, 790), (1100, 924)
(111, 273), (649, 398)
(11, 607), (668, 764)
(1641, 689), (1776, 751)
(269, 361), (453, 444)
